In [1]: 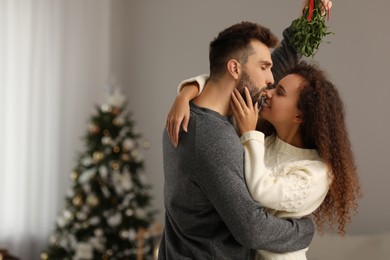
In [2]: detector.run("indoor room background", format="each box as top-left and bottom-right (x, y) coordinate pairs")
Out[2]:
(1, 0), (389, 259)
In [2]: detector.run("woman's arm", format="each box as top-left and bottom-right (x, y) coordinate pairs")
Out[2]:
(241, 132), (329, 216)
(166, 74), (209, 147)
(272, 0), (333, 85)
(232, 86), (330, 216)
(176, 74), (208, 95)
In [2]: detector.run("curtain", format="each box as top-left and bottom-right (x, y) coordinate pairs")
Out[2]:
(0, 0), (111, 258)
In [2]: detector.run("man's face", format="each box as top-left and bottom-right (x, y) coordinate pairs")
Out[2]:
(236, 40), (274, 105)
(236, 69), (261, 106)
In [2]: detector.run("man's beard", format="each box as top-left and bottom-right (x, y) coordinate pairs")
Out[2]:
(236, 70), (261, 106)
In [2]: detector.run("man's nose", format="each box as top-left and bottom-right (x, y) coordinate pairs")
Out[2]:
(266, 72), (274, 86)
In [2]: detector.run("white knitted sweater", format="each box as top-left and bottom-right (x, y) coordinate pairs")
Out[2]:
(241, 131), (331, 260)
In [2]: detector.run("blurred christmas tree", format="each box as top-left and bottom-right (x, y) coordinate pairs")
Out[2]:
(41, 88), (158, 260)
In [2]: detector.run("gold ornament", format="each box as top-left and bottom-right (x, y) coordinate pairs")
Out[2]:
(40, 252), (49, 260)
(88, 123), (100, 134)
(93, 151), (104, 162)
(112, 118), (122, 126)
(112, 162), (120, 170)
(113, 146), (120, 153)
(112, 107), (121, 116)
(72, 194), (83, 207)
(86, 194), (99, 207)
(70, 171), (79, 181)
(121, 154), (130, 161)
(102, 255), (109, 260)
(103, 129), (110, 136)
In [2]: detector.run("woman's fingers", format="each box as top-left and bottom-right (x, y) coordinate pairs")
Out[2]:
(231, 89), (243, 114)
(244, 87), (253, 109)
(166, 114), (182, 147)
(233, 88), (248, 111)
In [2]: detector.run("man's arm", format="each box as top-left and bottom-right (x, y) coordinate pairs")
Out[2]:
(194, 126), (314, 252)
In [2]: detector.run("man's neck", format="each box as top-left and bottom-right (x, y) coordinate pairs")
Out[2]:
(193, 78), (235, 116)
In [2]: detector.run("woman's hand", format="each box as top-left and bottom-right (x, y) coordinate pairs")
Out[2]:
(166, 83), (198, 147)
(301, 0), (333, 16)
(231, 87), (259, 136)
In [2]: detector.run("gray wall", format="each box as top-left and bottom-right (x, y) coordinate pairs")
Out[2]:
(110, 0), (390, 234)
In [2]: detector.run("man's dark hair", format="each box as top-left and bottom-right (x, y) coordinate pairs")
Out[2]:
(209, 21), (279, 81)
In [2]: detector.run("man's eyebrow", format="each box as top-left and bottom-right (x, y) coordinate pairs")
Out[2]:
(259, 60), (273, 66)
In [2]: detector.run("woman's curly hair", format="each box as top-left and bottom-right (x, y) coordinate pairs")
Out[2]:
(258, 61), (361, 235)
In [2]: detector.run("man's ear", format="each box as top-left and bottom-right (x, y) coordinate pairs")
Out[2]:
(227, 59), (241, 80)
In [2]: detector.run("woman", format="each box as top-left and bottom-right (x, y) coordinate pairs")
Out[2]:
(166, 61), (361, 259)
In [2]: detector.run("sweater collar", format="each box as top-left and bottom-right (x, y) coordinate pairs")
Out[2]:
(273, 135), (319, 158)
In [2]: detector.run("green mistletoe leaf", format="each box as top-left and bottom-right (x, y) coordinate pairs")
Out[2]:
(290, 0), (334, 57)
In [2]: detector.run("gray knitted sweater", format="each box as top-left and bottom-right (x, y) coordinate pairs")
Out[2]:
(159, 26), (314, 260)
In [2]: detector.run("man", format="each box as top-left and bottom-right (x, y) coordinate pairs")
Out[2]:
(159, 21), (314, 259)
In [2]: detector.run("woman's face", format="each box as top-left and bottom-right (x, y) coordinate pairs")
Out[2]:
(260, 73), (304, 128)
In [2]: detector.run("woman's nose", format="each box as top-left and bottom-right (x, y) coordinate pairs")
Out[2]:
(265, 89), (273, 98)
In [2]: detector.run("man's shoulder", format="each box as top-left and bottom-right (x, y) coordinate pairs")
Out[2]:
(188, 112), (242, 160)
(190, 111), (236, 142)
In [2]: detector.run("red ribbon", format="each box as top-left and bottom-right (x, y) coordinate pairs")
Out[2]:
(307, 0), (314, 22)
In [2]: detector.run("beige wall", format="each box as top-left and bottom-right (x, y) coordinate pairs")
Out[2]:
(110, 0), (390, 235)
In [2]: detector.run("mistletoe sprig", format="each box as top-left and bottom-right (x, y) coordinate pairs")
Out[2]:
(290, 0), (333, 57)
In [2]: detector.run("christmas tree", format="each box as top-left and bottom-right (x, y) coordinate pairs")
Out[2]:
(41, 89), (158, 260)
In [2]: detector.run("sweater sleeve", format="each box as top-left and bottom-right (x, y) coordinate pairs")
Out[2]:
(177, 74), (209, 96)
(241, 131), (330, 217)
